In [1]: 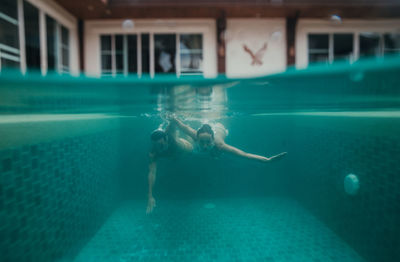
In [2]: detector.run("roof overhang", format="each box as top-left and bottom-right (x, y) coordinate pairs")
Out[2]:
(54, 0), (400, 19)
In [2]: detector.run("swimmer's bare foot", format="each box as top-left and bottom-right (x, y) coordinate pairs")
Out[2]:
(146, 196), (156, 214)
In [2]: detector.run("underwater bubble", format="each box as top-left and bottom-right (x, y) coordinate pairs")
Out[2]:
(122, 19), (134, 29)
(204, 203), (216, 209)
(350, 71), (364, 82)
(344, 174), (360, 195)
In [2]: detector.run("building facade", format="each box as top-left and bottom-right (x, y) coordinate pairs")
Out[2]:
(1, 0), (400, 78)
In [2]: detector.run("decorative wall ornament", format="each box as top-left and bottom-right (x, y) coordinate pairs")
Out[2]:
(243, 43), (268, 66)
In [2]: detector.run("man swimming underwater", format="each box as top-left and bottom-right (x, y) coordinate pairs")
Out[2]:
(147, 123), (193, 214)
(170, 116), (287, 162)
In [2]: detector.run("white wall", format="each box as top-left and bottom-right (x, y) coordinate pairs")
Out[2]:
(25, 0), (79, 75)
(226, 19), (286, 78)
(84, 19), (217, 78)
(296, 19), (400, 69)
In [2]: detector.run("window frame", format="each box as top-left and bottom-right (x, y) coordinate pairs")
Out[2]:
(297, 19), (400, 68)
(307, 32), (356, 64)
(0, 0), (74, 74)
(0, 0), (21, 70)
(100, 32), (204, 77)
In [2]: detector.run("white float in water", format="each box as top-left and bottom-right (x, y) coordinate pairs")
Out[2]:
(344, 174), (360, 195)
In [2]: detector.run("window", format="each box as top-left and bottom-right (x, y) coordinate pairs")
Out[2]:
(100, 35), (112, 76)
(24, 0), (41, 71)
(141, 34), (150, 74)
(100, 33), (203, 77)
(46, 15), (70, 73)
(101, 34), (138, 76)
(180, 34), (203, 75)
(384, 33), (400, 55)
(359, 32), (400, 58)
(46, 15), (57, 71)
(127, 35), (137, 74)
(308, 33), (354, 64)
(308, 34), (329, 63)
(333, 34), (353, 61)
(0, 0), (20, 69)
(60, 25), (69, 73)
(115, 34), (124, 75)
(359, 33), (381, 57)
(0, 1), (72, 73)
(154, 34), (176, 74)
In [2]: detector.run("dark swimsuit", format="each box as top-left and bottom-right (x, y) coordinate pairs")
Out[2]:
(151, 135), (180, 159)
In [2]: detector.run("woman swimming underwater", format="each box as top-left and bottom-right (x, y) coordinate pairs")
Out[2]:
(170, 116), (287, 162)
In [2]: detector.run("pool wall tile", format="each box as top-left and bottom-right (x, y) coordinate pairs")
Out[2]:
(0, 129), (121, 262)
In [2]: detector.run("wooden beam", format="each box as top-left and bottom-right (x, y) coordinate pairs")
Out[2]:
(286, 12), (299, 66)
(216, 11), (226, 74)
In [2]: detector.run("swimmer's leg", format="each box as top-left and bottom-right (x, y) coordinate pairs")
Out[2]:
(177, 138), (193, 153)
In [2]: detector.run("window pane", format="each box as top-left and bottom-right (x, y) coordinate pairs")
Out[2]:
(115, 35), (123, 53)
(0, 0), (18, 20)
(100, 35), (112, 75)
(100, 35), (112, 52)
(333, 34), (353, 61)
(0, 20), (19, 49)
(62, 48), (69, 71)
(0, 0), (20, 70)
(114, 35), (123, 74)
(308, 34), (329, 50)
(127, 35), (137, 74)
(60, 26), (69, 71)
(141, 34), (150, 74)
(101, 54), (112, 71)
(46, 15), (57, 71)
(61, 26), (69, 45)
(24, 0), (40, 71)
(154, 34), (176, 74)
(360, 33), (381, 57)
(2, 57), (19, 68)
(308, 34), (329, 63)
(180, 34), (203, 73)
(181, 34), (202, 50)
(384, 33), (400, 55)
(115, 54), (123, 73)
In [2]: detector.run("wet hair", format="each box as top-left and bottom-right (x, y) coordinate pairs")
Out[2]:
(151, 130), (167, 141)
(197, 124), (214, 139)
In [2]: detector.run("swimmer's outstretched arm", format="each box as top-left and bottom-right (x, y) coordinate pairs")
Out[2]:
(170, 117), (197, 140)
(218, 143), (287, 163)
(146, 156), (157, 214)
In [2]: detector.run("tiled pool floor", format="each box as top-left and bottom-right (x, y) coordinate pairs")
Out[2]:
(73, 197), (364, 262)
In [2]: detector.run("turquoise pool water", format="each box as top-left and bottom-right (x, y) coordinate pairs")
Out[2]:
(0, 57), (399, 262)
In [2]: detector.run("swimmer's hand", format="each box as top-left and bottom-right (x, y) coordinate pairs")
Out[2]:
(146, 196), (156, 214)
(263, 152), (287, 162)
(165, 112), (177, 121)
